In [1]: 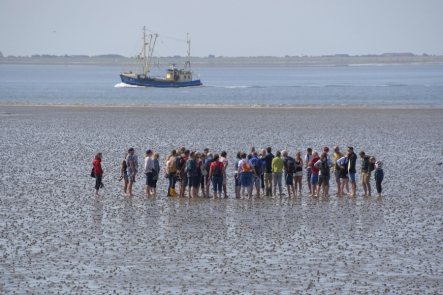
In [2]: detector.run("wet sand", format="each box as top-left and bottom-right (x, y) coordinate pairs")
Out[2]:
(1, 106), (442, 293)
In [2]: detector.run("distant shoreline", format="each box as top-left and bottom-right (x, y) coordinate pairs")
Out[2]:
(1, 56), (443, 67)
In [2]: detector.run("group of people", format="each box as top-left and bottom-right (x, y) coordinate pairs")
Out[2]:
(91, 146), (384, 199)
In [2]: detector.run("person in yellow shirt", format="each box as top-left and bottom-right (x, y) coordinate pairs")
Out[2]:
(272, 151), (284, 198)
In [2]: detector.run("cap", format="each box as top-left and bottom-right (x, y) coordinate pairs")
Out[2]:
(204, 148), (209, 152)
(128, 147), (134, 152)
(323, 146), (329, 152)
(146, 149), (153, 154)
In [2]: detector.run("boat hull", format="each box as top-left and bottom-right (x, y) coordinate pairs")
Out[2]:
(120, 74), (201, 88)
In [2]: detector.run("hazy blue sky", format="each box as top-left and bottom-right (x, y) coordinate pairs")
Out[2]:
(1, 0), (442, 57)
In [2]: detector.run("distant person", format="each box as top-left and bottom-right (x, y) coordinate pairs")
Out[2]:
(92, 153), (103, 197)
(165, 150), (178, 197)
(237, 152), (253, 200)
(219, 151), (229, 198)
(209, 154), (225, 198)
(359, 151), (372, 197)
(347, 147), (358, 197)
(250, 152), (263, 198)
(143, 149), (154, 197)
(234, 152), (242, 199)
(248, 147), (256, 159)
(304, 148), (313, 195)
(204, 153), (213, 197)
(373, 157), (384, 197)
(119, 152), (129, 196)
(332, 146), (344, 195)
(308, 151), (320, 197)
(315, 151), (333, 197)
(272, 150), (284, 198)
(177, 150), (190, 198)
(199, 153), (208, 197)
(152, 152), (160, 196)
(294, 151), (303, 196)
(264, 147), (274, 197)
(259, 149), (266, 195)
(337, 152), (350, 196)
(126, 147), (138, 197)
(282, 150), (296, 198)
(185, 151), (199, 198)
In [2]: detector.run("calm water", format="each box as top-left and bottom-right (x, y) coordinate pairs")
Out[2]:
(0, 64), (442, 106)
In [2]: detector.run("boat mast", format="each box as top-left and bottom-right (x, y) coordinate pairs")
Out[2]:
(184, 33), (191, 71)
(145, 33), (158, 76)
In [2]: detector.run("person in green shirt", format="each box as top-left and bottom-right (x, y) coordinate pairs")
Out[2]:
(272, 151), (284, 198)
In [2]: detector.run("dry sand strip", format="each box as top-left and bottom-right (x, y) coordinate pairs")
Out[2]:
(0, 105), (442, 293)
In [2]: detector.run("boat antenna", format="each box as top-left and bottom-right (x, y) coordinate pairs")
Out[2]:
(184, 33), (191, 71)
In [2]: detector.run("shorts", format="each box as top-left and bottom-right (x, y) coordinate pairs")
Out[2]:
(234, 173), (240, 187)
(273, 172), (282, 187)
(123, 172), (128, 180)
(146, 172), (154, 186)
(129, 173), (136, 183)
(240, 172), (253, 187)
(318, 175), (330, 186)
(188, 175), (200, 188)
(253, 175), (261, 187)
(285, 173), (293, 185)
(306, 168), (312, 182)
(311, 173), (319, 185)
(361, 172), (370, 184)
(294, 171), (303, 177)
(180, 171), (188, 187)
(334, 170), (340, 182)
(349, 173), (356, 183)
(223, 173), (227, 185)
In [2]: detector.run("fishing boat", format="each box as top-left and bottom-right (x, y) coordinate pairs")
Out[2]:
(119, 27), (202, 88)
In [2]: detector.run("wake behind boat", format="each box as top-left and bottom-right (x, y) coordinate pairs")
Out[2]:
(119, 27), (202, 88)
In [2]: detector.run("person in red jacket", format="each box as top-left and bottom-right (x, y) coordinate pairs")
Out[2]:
(93, 153), (103, 197)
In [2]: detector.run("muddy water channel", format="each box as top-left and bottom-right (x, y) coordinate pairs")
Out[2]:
(1, 106), (442, 294)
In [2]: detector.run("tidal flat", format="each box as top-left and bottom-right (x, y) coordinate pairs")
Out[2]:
(0, 106), (442, 294)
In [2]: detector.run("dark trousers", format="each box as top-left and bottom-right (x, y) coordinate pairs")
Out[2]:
(168, 173), (176, 189)
(94, 174), (102, 190)
(376, 180), (383, 194)
(261, 174), (264, 189)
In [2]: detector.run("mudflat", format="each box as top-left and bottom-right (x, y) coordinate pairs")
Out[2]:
(1, 106), (442, 293)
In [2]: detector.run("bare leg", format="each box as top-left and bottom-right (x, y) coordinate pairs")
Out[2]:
(123, 179), (129, 195)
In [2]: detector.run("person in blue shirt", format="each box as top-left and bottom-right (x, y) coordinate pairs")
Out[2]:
(249, 152), (263, 198)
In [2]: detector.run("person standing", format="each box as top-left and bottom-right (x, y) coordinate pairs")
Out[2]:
(259, 149), (266, 196)
(347, 146), (358, 197)
(294, 151), (303, 196)
(165, 150), (178, 197)
(126, 148), (138, 197)
(204, 153), (213, 197)
(219, 151), (229, 198)
(373, 157), (384, 197)
(250, 152), (263, 198)
(185, 151), (199, 198)
(272, 151), (284, 198)
(237, 152), (253, 200)
(234, 152), (242, 199)
(119, 152), (129, 196)
(92, 153), (103, 197)
(337, 152), (350, 196)
(304, 148), (313, 195)
(143, 149), (155, 197)
(177, 150), (190, 198)
(315, 151), (333, 197)
(282, 150), (296, 198)
(199, 153), (207, 197)
(209, 154), (224, 199)
(264, 147), (274, 197)
(152, 152), (160, 196)
(308, 151), (320, 197)
(332, 146), (344, 195)
(359, 151), (372, 197)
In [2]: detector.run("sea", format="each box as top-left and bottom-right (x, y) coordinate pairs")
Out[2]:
(0, 63), (442, 107)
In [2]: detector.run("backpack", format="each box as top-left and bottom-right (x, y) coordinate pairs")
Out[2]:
(320, 158), (330, 176)
(184, 159), (194, 174)
(287, 158), (296, 174)
(213, 162), (221, 177)
(243, 161), (251, 173)
(167, 158), (177, 173)
(252, 159), (261, 176)
(175, 156), (184, 170)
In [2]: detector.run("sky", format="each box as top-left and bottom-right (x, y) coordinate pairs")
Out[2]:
(1, 0), (442, 57)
